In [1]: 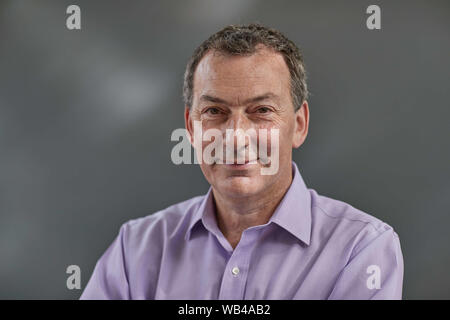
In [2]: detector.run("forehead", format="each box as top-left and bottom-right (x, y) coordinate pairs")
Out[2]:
(192, 47), (291, 105)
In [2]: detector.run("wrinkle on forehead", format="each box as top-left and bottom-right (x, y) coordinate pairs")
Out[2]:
(192, 47), (291, 107)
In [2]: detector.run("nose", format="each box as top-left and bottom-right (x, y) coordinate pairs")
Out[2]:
(227, 111), (251, 130)
(221, 112), (260, 164)
(224, 112), (252, 148)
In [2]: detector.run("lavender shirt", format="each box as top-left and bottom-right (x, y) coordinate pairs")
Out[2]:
(80, 162), (403, 299)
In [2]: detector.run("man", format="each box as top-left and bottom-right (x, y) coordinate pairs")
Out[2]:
(80, 23), (403, 299)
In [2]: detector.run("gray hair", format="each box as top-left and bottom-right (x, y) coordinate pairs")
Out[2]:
(183, 23), (309, 111)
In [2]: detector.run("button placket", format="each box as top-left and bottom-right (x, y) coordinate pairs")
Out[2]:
(217, 228), (261, 299)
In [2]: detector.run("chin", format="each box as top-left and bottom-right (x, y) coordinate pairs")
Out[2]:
(217, 175), (264, 198)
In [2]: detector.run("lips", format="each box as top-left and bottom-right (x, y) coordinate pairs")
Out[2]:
(224, 157), (259, 166)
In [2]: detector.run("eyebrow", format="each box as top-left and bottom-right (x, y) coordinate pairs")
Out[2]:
(199, 92), (279, 106)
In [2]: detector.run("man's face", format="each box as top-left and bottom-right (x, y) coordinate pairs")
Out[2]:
(185, 46), (308, 199)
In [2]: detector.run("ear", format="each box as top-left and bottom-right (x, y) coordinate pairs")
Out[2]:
(184, 106), (194, 146)
(292, 100), (309, 148)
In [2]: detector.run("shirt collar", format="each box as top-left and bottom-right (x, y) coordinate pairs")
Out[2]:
(184, 161), (312, 246)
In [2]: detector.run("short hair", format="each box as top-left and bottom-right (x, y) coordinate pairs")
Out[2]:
(183, 23), (309, 111)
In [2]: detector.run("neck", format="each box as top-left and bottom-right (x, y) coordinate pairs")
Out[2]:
(212, 167), (293, 249)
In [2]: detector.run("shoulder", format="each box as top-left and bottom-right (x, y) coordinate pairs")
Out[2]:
(308, 190), (404, 299)
(119, 195), (204, 245)
(309, 189), (401, 257)
(310, 189), (396, 234)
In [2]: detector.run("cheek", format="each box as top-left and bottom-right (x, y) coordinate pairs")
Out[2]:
(191, 122), (215, 149)
(199, 123), (220, 150)
(256, 122), (292, 151)
(279, 128), (295, 157)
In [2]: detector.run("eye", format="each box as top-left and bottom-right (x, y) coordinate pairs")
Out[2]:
(255, 106), (271, 114)
(204, 107), (221, 115)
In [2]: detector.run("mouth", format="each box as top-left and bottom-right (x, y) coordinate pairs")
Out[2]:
(223, 158), (259, 168)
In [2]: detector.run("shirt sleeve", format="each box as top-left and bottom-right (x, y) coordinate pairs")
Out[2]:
(327, 227), (404, 300)
(79, 223), (130, 300)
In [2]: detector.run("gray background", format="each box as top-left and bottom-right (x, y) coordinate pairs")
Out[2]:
(0, 0), (449, 299)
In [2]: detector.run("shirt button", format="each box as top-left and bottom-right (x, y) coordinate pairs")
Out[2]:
(231, 266), (240, 276)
